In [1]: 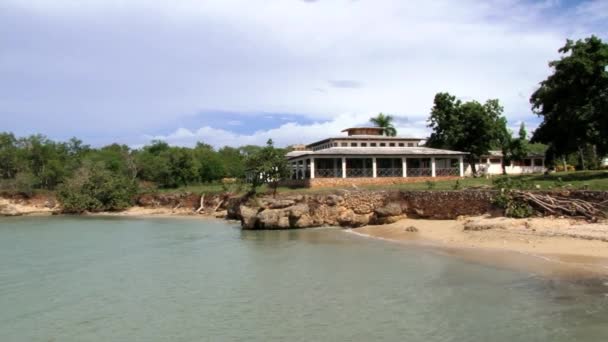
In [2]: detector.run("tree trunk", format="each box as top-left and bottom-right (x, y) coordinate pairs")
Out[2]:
(578, 147), (586, 170)
(562, 156), (567, 172)
(468, 156), (477, 175)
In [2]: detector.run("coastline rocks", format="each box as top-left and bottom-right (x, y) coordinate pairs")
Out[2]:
(0, 203), (21, 216)
(257, 209), (291, 229)
(229, 189), (513, 230)
(261, 199), (296, 209)
(374, 203), (403, 217)
(239, 205), (261, 229)
(337, 209), (371, 227)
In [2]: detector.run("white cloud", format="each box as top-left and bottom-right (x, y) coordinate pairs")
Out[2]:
(1, 0), (606, 145)
(146, 112), (430, 148)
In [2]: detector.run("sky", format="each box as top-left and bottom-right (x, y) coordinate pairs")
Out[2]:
(1, 0), (607, 148)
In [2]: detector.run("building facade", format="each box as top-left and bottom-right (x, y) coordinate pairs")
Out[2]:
(285, 128), (467, 187)
(465, 151), (546, 175)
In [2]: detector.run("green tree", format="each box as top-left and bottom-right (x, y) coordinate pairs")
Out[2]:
(20, 135), (69, 189)
(244, 139), (289, 196)
(530, 36), (608, 162)
(511, 123), (530, 162)
(0, 132), (20, 179)
(58, 162), (137, 213)
(218, 146), (245, 178)
(427, 93), (507, 174)
(193, 143), (224, 183)
(370, 113), (397, 136)
(497, 122), (531, 175)
(135, 141), (171, 186)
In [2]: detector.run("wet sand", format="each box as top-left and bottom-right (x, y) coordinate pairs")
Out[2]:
(352, 217), (608, 278)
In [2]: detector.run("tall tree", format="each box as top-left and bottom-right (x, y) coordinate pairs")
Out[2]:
(530, 36), (608, 160)
(510, 123), (530, 162)
(370, 113), (397, 136)
(0, 132), (19, 179)
(427, 92), (507, 174)
(244, 139), (289, 196)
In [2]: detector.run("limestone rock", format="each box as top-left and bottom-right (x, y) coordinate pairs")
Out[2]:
(288, 204), (310, 218)
(338, 209), (370, 227)
(374, 203), (402, 217)
(256, 209), (291, 229)
(0, 203), (21, 216)
(239, 205), (260, 229)
(405, 226), (419, 232)
(214, 210), (228, 219)
(293, 214), (314, 228)
(311, 205), (343, 226)
(263, 199), (296, 209)
(325, 195), (344, 206)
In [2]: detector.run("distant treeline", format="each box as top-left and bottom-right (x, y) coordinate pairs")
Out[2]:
(0, 133), (289, 210)
(0, 133), (286, 192)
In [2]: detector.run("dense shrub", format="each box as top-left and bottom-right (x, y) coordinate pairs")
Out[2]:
(58, 166), (137, 213)
(492, 192), (534, 218)
(0, 172), (38, 197)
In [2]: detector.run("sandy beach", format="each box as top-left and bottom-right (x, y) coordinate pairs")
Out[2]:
(352, 217), (608, 278)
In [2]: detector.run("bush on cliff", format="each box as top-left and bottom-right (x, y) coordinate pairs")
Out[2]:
(58, 164), (137, 213)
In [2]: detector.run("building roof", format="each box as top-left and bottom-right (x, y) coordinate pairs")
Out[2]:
(485, 150), (546, 158)
(341, 127), (385, 132)
(286, 146), (467, 159)
(307, 135), (423, 148)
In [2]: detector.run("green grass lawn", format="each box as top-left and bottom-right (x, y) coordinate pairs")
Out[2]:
(158, 170), (608, 195)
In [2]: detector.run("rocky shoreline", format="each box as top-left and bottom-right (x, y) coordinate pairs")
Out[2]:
(3, 190), (608, 229)
(4, 189), (608, 274)
(226, 190), (608, 230)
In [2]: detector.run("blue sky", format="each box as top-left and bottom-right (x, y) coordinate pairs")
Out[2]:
(1, 0), (606, 147)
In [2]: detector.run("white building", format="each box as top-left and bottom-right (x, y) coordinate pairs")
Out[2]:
(465, 150), (546, 175)
(285, 127), (467, 187)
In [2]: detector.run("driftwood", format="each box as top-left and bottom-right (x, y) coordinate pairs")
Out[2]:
(511, 190), (607, 221)
(213, 200), (224, 213)
(195, 194), (205, 213)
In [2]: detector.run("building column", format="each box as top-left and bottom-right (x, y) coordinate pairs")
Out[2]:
(431, 157), (436, 177)
(459, 156), (464, 177)
(310, 158), (315, 179)
(372, 157), (377, 178)
(299, 160), (304, 180)
(341, 157), (347, 178)
(402, 157), (407, 177)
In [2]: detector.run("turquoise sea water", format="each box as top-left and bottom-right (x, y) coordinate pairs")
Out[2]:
(1, 217), (607, 342)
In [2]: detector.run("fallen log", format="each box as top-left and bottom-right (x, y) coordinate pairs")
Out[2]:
(213, 199), (224, 213)
(510, 190), (606, 221)
(195, 194), (205, 213)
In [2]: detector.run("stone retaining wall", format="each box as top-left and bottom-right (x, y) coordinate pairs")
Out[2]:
(281, 176), (460, 188)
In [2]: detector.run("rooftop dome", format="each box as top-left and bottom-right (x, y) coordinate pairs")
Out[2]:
(341, 127), (385, 136)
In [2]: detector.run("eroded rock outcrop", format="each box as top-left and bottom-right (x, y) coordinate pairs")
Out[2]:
(230, 190), (505, 230)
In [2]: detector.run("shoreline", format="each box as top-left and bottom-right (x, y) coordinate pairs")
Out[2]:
(4, 196), (608, 279)
(350, 217), (608, 279)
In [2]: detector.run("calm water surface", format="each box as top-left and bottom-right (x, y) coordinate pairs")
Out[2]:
(1, 217), (607, 342)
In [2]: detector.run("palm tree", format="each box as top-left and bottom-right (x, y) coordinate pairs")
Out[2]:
(370, 113), (397, 136)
